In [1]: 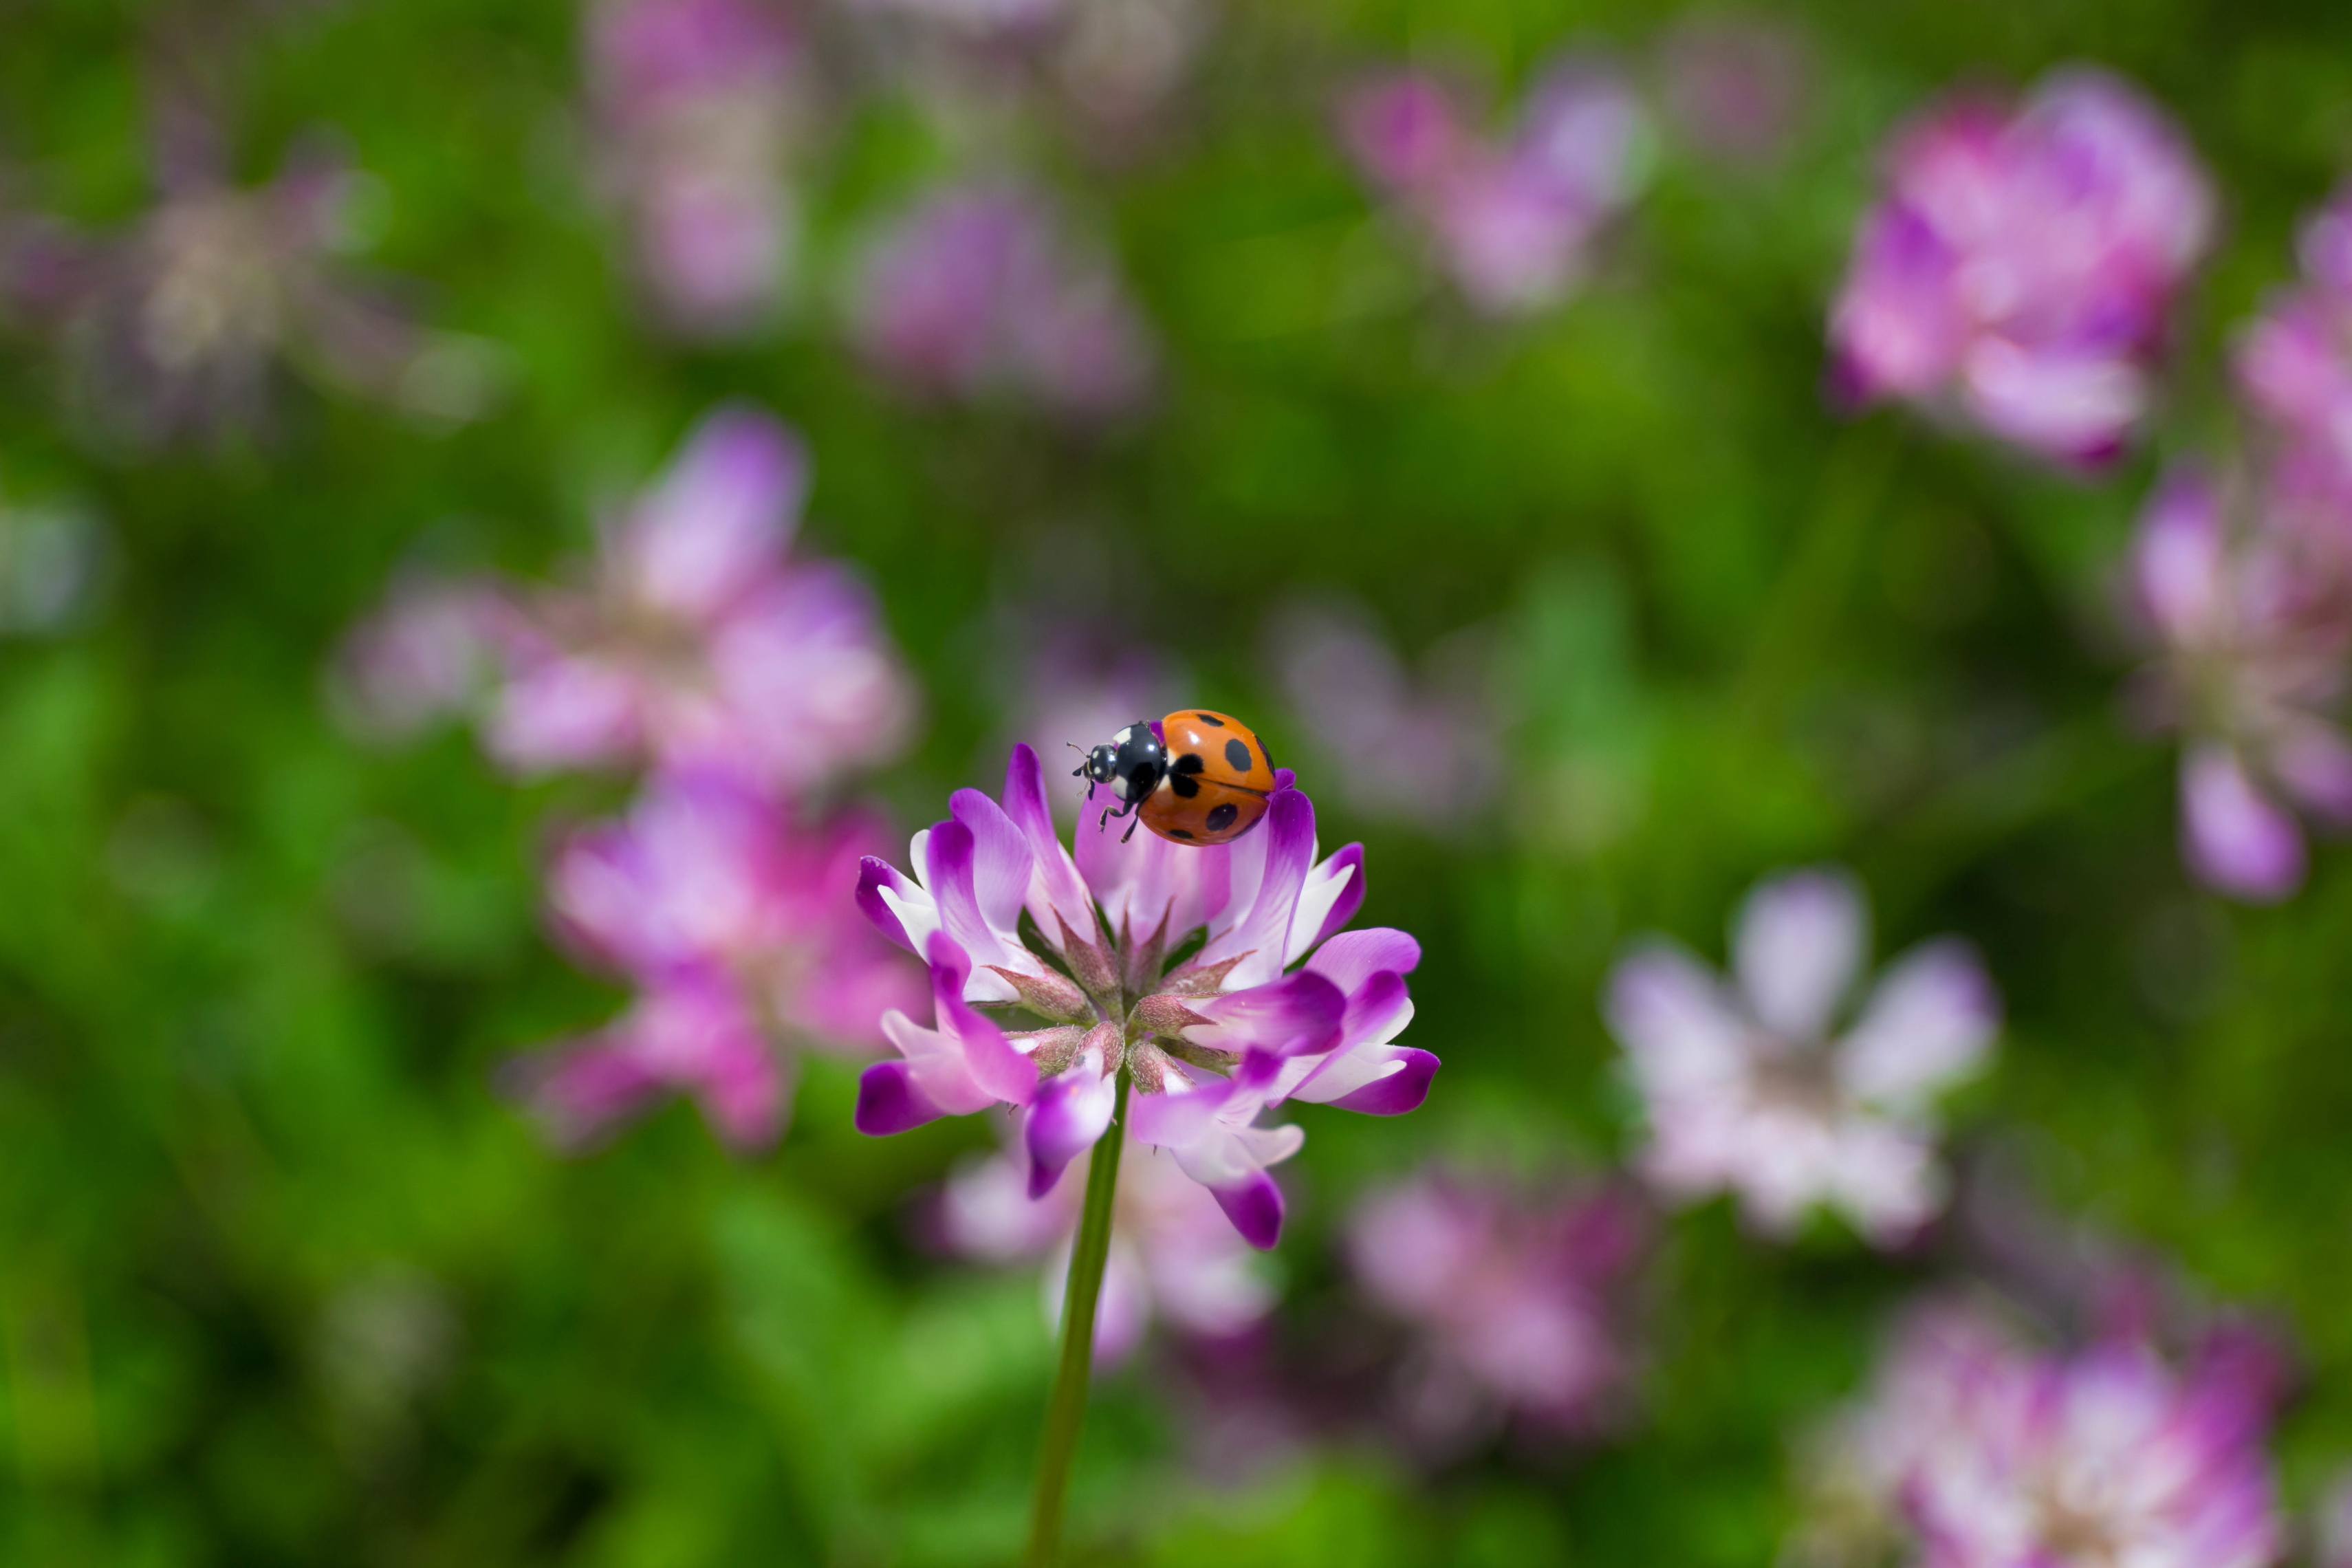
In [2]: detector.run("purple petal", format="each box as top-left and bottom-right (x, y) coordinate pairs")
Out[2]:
(1323, 1046), (1439, 1114)
(1285, 841), (1365, 965)
(922, 818), (1028, 977)
(2182, 745), (2305, 902)
(1187, 970), (1346, 1060)
(1195, 788), (1317, 988)
(1128, 1076), (1240, 1150)
(1304, 926), (1422, 995)
(1210, 1170), (1285, 1250)
(925, 931), (1039, 1105)
(1000, 743), (1098, 938)
(2271, 719), (2352, 825)
(624, 404), (807, 619)
(2130, 466), (2225, 644)
(1733, 867), (1866, 1041)
(856, 855), (920, 951)
(1023, 1065), (1116, 1197)
(1836, 938), (1999, 1107)
(855, 1060), (948, 1135)
(1336, 968), (1413, 1047)
(948, 787), (1037, 939)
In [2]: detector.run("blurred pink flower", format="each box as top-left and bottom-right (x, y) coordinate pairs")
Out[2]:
(4, 105), (497, 443)
(1602, 867), (2000, 1245)
(1267, 600), (1498, 827)
(482, 402), (916, 792)
(330, 569), (506, 744)
(845, 179), (1154, 419)
(587, 0), (805, 336)
(2234, 184), (2352, 513)
(1806, 1298), (2286, 1568)
(1340, 58), (1651, 316)
(1829, 70), (2214, 464)
(2125, 466), (2352, 902)
(1346, 1168), (1645, 1444)
(510, 770), (920, 1149)
(938, 1118), (1277, 1364)
(854, 745), (1437, 1248)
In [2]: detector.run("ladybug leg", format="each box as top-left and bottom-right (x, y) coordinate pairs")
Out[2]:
(1120, 815), (1141, 844)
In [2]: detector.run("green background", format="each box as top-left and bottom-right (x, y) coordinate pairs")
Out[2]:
(3, 0), (2351, 1562)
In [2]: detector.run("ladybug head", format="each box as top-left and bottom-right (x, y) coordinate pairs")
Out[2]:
(1076, 721), (1166, 804)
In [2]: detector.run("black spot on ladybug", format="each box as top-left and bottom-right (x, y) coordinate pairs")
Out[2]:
(1223, 739), (1251, 771)
(1170, 827), (1195, 839)
(1173, 753), (1204, 773)
(1169, 772), (1201, 798)
(1206, 803), (1239, 832)
(1195, 712), (1226, 726)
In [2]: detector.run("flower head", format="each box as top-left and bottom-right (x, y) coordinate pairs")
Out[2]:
(587, 0), (805, 336)
(845, 180), (1154, 420)
(1345, 1168), (1645, 1443)
(855, 744), (1438, 1247)
(2125, 466), (2352, 901)
(4, 107), (498, 442)
(508, 770), (920, 1149)
(938, 1116), (1277, 1364)
(1603, 867), (1999, 1244)
(1341, 58), (1650, 316)
(481, 403), (916, 792)
(1829, 70), (2214, 464)
(1800, 1298), (2287, 1568)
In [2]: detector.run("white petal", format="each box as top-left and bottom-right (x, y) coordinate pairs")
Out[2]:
(1733, 867), (1867, 1041)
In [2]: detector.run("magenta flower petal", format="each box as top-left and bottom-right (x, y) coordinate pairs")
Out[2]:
(1303, 926), (1423, 995)
(1187, 970), (1347, 1060)
(856, 854), (922, 951)
(1024, 1056), (1118, 1197)
(999, 743), (1098, 941)
(923, 932), (1040, 1106)
(1312, 1045), (1439, 1114)
(2182, 745), (2307, 902)
(855, 1059), (950, 1134)
(1209, 1170), (1285, 1251)
(620, 404), (807, 620)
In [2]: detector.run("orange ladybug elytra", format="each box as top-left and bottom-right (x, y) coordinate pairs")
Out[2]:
(1074, 709), (1278, 846)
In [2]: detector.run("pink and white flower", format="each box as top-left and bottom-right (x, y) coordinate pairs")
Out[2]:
(481, 402), (916, 792)
(938, 1120), (1277, 1364)
(844, 180), (1154, 420)
(510, 770), (921, 1149)
(1346, 1168), (1644, 1441)
(587, 0), (806, 336)
(1340, 58), (1651, 316)
(1829, 70), (2214, 464)
(2125, 466), (2352, 901)
(854, 744), (1439, 1248)
(1800, 1298), (2287, 1568)
(1602, 867), (2000, 1244)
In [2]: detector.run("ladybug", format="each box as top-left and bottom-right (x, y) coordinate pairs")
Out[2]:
(1075, 710), (1278, 846)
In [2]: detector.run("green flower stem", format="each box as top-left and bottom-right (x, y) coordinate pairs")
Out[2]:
(1023, 1067), (1130, 1568)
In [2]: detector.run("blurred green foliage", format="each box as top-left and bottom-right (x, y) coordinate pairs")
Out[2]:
(4, 0), (2352, 1562)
